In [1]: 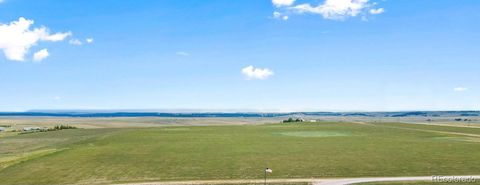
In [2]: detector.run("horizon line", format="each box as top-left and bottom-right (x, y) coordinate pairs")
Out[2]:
(2, 109), (479, 114)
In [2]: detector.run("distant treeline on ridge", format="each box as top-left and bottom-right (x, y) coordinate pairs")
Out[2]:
(0, 111), (478, 118)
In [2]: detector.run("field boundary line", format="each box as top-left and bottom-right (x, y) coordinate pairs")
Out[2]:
(116, 178), (317, 185)
(115, 175), (480, 185)
(375, 124), (480, 138)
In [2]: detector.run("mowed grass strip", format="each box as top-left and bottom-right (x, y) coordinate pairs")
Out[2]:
(1, 122), (480, 185)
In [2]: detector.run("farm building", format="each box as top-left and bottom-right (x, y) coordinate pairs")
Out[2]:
(23, 127), (42, 131)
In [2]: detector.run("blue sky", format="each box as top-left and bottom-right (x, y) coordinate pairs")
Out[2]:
(0, 0), (478, 112)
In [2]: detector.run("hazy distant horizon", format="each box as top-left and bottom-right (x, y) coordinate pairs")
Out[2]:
(6, 108), (479, 113)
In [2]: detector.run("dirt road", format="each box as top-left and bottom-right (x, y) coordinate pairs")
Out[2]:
(116, 175), (480, 185)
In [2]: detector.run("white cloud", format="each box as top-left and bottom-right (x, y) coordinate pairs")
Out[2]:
(42, 31), (71, 41)
(33, 49), (49, 62)
(70, 38), (94, 45)
(369, 8), (384, 14)
(69, 39), (82, 45)
(454, 87), (468, 92)
(0, 17), (71, 61)
(272, 0), (295, 7)
(292, 0), (370, 20)
(241, 65), (274, 80)
(273, 0), (384, 21)
(86, 38), (94, 44)
(176, 51), (190, 56)
(273, 11), (289, 21)
(53, 96), (61, 101)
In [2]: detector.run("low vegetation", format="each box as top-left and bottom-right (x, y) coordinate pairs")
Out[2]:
(282, 117), (304, 123)
(19, 124), (77, 134)
(49, 124), (77, 131)
(1, 122), (480, 185)
(454, 118), (473, 122)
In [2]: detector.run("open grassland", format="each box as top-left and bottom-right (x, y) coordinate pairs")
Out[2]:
(0, 117), (281, 129)
(1, 116), (479, 130)
(1, 121), (480, 184)
(0, 128), (124, 170)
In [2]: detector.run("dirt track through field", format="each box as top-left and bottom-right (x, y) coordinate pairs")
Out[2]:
(116, 175), (480, 185)
(352, 121), (480, 138)
(377, 125), (480, 138)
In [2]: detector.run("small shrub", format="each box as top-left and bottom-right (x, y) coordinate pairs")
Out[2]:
(282, 117), (304, 123)
(52, 125), (77, 131)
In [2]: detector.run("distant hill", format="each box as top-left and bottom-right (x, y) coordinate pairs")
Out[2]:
(0, 111), (478, 118)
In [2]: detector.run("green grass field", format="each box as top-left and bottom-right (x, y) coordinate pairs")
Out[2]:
(1, 121), (480, 184)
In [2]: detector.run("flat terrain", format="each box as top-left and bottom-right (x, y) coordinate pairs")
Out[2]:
(1, 120), (480, 184)
(0, 117), (281, 129)
(1, 116), (479, 130)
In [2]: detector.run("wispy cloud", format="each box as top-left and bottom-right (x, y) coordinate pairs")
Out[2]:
(273, 0), (384, 21)
(176, 51), (190, 56)
(369, 8), (385, 15)
(454, 87), (468, 92)
(0, 17), (71, 61)
(70, 38), (94, 45)
(241, 65), (274, 80)
(86, 38), (94, 44)
(272, 0), (295, 7)
(69, 39), (83, 45)
(273, 11), (289, 20)
(33, 49), (49, 62)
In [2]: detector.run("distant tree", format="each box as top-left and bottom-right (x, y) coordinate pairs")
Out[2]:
(283, 117), (305, 123)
